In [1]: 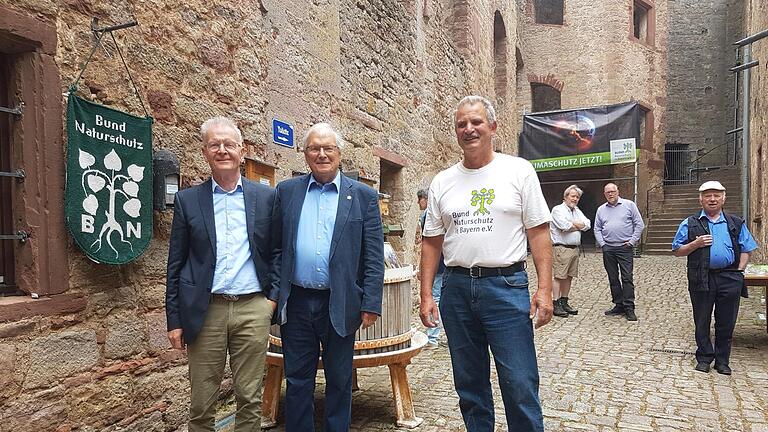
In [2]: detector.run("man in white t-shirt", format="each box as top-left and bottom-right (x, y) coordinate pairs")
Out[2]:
(419, 95), (553, 432)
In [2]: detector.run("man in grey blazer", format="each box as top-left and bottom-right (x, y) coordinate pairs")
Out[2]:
(165, 116), (278, 431)
(271, 123), (384, 432)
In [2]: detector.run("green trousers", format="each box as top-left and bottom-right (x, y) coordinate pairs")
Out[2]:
(187, 294), (272, 432)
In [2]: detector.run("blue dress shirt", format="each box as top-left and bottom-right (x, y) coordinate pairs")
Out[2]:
(210, 176), (261, 294)
(293, 171), (341, 289)
(672, 211), (758, 269)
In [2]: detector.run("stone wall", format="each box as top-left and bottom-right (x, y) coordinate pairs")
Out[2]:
(3, 0), (759, 430)
(745, 0), (768, 261)
(666, 0), (743, 165)
(0, 1), (515, 430)
(515, 0), (669, 212)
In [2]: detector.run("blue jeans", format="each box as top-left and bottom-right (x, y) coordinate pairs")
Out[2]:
(439, 269), (544, 432)
(281, 286), (356, 432)
(426, 273), (443, 343)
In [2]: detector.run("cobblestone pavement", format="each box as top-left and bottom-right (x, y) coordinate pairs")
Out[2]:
(240, 253), (768, 431)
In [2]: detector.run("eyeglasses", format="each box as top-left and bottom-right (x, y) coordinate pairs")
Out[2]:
(305, 145), (338, 155)
(206, 141), (241, 152)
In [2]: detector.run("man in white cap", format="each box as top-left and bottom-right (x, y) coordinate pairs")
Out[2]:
(672, 180), (758, 375)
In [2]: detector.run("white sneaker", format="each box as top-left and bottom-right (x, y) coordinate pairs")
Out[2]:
(425, 341), (439, 349)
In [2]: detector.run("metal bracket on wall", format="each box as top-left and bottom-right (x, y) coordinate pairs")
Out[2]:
(0, 230), (29, 243)
(90, 17), (138, 33)
(0, 103), (24, 116)
(0, 169), (25, 182)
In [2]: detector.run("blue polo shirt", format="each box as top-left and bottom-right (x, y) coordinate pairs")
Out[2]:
(292, 171), (341, 289)
(672, 211), (758, 269)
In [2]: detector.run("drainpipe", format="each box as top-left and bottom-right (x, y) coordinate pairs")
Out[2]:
(741, 45), (750, 221)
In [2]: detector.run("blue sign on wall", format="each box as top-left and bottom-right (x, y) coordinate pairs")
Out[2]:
(272, 119), (294, 148)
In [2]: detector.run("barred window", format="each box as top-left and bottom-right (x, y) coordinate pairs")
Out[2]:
(0, 54), (15, 294)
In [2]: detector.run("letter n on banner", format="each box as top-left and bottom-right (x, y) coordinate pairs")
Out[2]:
(64, 92), (154, 264)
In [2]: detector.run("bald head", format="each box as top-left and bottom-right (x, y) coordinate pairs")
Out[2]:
(603, 183), (619, 205)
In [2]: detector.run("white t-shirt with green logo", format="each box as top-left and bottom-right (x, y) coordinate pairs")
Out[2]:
(423, 153), (551, 268)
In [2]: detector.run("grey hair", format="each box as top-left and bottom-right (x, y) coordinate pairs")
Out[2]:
(303, 122), (345, 149)
(455, 95), (497, 124)
(563, 184), (583, 199)
(200, 116), (243, 144)
(416, 189), (428, 200)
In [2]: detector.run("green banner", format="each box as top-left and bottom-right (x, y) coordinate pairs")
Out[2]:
(530, 146), (639, 172)
(65, 93), (154, 264)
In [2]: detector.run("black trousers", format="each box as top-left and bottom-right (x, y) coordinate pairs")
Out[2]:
(602, 245), (635, 310)
(689, 271), (742, 366)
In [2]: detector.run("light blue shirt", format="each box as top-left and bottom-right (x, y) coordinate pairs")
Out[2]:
(672, 211), (758, 269)
(293, 171), (341, 289)
(210, 176), (261, 295)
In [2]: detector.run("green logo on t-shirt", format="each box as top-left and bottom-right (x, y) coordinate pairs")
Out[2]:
(471, 188), (494, 215)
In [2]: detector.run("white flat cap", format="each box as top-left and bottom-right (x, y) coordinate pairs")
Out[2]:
(698, 180), (726, 192)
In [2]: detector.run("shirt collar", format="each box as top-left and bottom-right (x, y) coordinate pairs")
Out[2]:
(698, 210), (725, 223)
(307, 170), (341, 192)
(607, 198), (623, 207)
(211, 175), (243, 194)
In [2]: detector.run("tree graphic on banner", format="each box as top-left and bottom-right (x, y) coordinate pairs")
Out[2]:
(79, 149), (144, 258)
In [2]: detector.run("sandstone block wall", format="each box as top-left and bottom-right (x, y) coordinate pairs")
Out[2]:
(515, 0), (669, 211)
(666, 0), (742, 164)
(0, 1), (517, 430)
(745, 0), (768, 261)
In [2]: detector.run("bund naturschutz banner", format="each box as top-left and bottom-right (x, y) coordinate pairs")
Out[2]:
(65, 93), (153, 264)
(519, 101), (641, 172)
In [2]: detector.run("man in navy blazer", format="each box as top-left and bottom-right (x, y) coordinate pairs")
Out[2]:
(166, 117), (278, 431)
(271, 122), (384, 432)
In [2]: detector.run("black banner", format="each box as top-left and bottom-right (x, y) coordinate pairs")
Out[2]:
(519, 101), (641, 171)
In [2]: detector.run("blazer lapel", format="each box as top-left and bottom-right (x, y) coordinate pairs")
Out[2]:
(329, 175), (353, 259)
(198, 179), (216, 252)
(242, 179), (257, 237)
(289, 175), (311, 254)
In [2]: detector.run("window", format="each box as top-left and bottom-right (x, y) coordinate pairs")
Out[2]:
(0, 7), (68, 299)
(531, 84), (561, 112)
(0, 54), (15, 294)
(493, 12), (508, 102)
(534, 0), (564, 25)
(631, 0), (655, 46)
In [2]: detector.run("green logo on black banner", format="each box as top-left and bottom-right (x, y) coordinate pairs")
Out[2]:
(65, 93), (153, 264)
